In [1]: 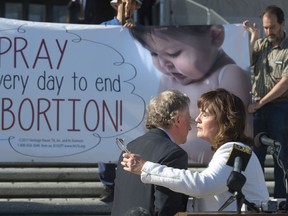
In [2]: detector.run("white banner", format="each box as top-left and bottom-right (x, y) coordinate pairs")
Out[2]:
(0, 18), (250, 163)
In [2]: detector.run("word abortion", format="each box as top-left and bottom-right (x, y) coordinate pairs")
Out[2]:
(1, 97), (123, 132)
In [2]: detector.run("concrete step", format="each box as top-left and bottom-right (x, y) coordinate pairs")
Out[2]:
(0, 167), (99, 182)
(0, 182), (103, 198)
(264, 167), (274, 181)
(0, 154), (275, 215)
(266, 182), (275, 196)
(0, 198), (112, 215)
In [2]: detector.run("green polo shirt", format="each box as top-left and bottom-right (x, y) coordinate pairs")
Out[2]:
(251, 35), (288, 99)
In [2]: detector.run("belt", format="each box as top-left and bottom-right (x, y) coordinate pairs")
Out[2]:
(269, 97), (288, 104)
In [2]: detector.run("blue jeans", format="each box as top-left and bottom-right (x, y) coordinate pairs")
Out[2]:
(98, 162), (117, 188)
(253, 101), (288, 198)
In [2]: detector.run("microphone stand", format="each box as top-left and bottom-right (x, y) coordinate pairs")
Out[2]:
(218, 158), (259, 213)
(269, 145), (288, 212)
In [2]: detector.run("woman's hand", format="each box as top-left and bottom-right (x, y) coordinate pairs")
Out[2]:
(121, 153), (146, 175)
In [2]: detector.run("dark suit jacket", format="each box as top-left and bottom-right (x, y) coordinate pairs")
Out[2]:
(111, 128), (189, 216)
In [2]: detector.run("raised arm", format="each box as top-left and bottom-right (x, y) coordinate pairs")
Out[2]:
(242, 20), (259, 63)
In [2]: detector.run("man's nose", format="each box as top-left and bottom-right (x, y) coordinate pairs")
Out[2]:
(266, 28), (272, 35)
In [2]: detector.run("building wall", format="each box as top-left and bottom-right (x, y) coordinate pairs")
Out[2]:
(192, 0), (288, 24)
(164, 0), (288, 33)
(0, 0), (115, 24)
(0, 0), (70, 23)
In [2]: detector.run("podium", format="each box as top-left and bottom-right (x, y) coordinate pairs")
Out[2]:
(175, 212), (287, 216)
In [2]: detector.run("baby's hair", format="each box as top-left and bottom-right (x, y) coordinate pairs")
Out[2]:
(130, 25), (216, 49)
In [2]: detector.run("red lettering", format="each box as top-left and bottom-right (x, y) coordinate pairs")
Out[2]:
(37, 98), (52, 131)
(1, 98), (123, 133)
(0, 37), (12, 68)
(19, 98), (34, 131)
(67, 99), (81, 132)
(0, 36), (68, 69)
(1, 98), (15, 130)
(84, 100), (100, 132)
(14, 37), (29, 69)
(102, 100), (122, 132)
(33, 39), (52, 69)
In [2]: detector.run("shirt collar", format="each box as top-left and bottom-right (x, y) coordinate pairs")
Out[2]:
(158, 127), (175, 143)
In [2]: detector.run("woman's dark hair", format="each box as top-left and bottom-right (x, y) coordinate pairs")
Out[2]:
(197, 88), (253, 150)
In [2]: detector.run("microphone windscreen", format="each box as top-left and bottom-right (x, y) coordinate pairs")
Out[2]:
(254, 132), (268, 148)
(226, 144), (252, 171)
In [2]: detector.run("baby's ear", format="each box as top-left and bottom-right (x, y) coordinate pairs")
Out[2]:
(211, 25), (225, 47)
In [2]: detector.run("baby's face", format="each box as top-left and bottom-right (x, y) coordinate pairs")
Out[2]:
(147, 33), (219, 85)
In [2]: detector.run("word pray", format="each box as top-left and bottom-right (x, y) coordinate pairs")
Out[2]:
(0, 37), (67, 69)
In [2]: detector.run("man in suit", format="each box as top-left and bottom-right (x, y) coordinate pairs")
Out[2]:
(111, 89), (191, 216)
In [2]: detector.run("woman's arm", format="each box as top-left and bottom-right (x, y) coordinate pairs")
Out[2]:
(122, 150), (231, 198)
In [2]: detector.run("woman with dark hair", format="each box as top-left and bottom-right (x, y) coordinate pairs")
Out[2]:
(121, 88), (269, 212)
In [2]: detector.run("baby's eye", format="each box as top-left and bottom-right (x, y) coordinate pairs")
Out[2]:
(167, 50), (181, 58)
(150, 52), (158, 57)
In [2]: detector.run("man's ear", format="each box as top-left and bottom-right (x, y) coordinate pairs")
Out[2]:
(174, 114), (181, 127)
(210, 25), (225, 47)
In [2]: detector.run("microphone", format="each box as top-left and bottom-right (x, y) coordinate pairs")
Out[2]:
(221, 144), (259, 213)
(226, 144), (252, 172)
(233, 156), (243, 173)
(225, 144), (252, 196)
(254, 132), (281, 148)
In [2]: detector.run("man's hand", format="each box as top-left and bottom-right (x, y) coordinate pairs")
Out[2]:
(124, 19), (136, 28)
(243, 20), (259, 39)
(248, 101), (262, 113)
(121, 152), (145, 175)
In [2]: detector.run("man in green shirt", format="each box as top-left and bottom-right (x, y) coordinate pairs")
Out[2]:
(243, 5), (288, 198)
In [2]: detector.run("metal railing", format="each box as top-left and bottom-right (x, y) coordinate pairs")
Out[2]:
(158, 0), (229, 25)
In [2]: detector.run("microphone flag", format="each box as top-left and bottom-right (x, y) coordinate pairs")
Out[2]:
(226, 144), (252, 172)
